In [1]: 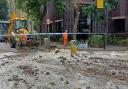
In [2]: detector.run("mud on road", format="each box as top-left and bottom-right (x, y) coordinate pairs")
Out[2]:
(0, 49), (128, 89)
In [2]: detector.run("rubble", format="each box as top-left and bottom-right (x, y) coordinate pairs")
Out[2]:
(55, 50), (60, 53)
(60, 77), (64, 81)
(49, 81), (56, 86)
(64, 80), (69, 85)
(0, 49), (127, 89)
(45, 71), (50, 75)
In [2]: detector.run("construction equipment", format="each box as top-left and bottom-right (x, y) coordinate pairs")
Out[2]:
(7, 12), (30, 49)
(8, 12), (29, 34)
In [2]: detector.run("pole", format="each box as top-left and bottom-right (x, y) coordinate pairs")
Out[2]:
(105, 9), (108, 49)
(88, 16), (91, 49)
(48, 24), (50, 50)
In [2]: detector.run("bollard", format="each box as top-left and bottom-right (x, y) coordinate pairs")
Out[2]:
(44, 38), (49, 51)
(70, 40), (77, 55)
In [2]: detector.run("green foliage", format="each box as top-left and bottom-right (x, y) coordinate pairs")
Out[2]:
(0, 0), (8, 20)
(82, 0), (119, 23)
(108, 35), (128, 46)
(16, 0), (66, 29)
(107, 35), (118, 44)
(16, 0), (45, 28)
(118, 39), (128, 46)
(54, 0), (66, 15)
(90, 35), (103, 47)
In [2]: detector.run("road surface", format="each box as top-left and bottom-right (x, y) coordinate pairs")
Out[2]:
(0, 43), (128, 89)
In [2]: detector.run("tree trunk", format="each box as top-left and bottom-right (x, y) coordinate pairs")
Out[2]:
(73, 9), (80, 40)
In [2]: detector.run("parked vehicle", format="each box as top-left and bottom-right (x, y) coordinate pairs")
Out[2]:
(0, 21), (9, 42)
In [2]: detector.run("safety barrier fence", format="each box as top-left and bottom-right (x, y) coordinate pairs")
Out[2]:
(0, 33), (127, 50)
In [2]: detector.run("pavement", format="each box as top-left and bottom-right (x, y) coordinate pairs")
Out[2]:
(0, 43), (17, 52)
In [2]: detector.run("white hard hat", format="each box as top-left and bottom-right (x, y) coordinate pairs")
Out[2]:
(11, 32), (15, 36)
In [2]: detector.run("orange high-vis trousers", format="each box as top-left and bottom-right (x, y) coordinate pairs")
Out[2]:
(64, 38), (68, 47)
(63, 32), (68, 47)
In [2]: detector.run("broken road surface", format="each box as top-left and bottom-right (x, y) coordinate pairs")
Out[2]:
(0, 49), (128, 89)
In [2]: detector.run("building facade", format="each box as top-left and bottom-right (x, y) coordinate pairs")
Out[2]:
(109, 0), (128, 33)
(41, 0), (93, 33)
(42, 0), (128, 34)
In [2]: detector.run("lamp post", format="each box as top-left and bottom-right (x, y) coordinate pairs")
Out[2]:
(46, 18), (51, 50)
(96, 0), (107, 49)
(105, 9), (108, 49)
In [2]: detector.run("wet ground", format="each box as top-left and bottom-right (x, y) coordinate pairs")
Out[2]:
(0, 46), (128, 89)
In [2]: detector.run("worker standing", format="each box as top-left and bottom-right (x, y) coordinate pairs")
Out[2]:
(20, 32), (28, 49)
(15, 31), (20, 49)
(63, 30), (68, 47)
(5, 33), (9, 44)
(10, 32), (16, 48)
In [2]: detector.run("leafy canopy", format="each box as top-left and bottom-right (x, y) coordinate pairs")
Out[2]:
(16, 0), (66, 28)
(0, 0), (8, 20)
(82, 0), (119, 23)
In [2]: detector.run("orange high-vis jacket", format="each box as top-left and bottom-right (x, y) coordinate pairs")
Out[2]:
(63, 32), (68, 40)
(20, 34), (28, 41)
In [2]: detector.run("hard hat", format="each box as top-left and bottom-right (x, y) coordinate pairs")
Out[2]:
(17, 30), (19, 32)
(11, 32), (14, 35)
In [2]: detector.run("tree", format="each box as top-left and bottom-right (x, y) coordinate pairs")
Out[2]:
(54, 0), (66, 15)
(16, 0), (66, 28)
(82, 0), (119, 23)
(0, 0), (8, 20)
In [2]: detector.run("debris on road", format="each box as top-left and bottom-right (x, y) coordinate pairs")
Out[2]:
(0, 49), (128, 89)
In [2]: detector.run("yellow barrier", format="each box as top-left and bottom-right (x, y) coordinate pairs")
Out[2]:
(71, 44), (77, 55)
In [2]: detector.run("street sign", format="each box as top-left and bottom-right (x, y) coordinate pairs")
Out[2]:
(97, 0), (104, 9)
(46, 18), (51, 25)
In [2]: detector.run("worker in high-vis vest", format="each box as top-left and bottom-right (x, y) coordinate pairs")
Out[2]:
(15, 32), (20, 49)
(63, 30), (68, 47)
(20, 32), (28, 49)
